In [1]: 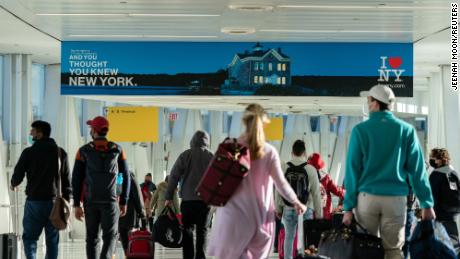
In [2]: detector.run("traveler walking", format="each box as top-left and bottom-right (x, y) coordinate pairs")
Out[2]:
(307, 152), (345, 220)
(140, 173), (156, 230)
(165, 130), (213, 259)
(429, 148), (460, 253)
(119, 172), (145, 254)
(11, 120), (71, 259)
(207, 103), (306, 259)
(342, 85), (436, 259)
(148, 175), (180, 220)
(276, 140), (323, 259)
(72, 116), (131, 259)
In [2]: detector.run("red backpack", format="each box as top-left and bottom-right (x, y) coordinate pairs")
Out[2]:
(196, 138), (250, 206)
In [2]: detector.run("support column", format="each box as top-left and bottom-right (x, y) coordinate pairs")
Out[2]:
(441, 65), (460, 170)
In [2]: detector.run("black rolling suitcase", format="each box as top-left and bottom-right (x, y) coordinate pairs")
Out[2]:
(1, 234), (19, 259)
(304, 219), (333, 248)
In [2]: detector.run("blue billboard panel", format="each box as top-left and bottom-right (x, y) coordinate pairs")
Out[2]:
(61, 42), (413, 96)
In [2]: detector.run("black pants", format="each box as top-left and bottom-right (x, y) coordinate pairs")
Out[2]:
(84, 202), (120, 259)
(440, 220), (460, 254)
(148, 216), (154, 232)
(274, 217), (282, 252)
(181, 200), (210, 259)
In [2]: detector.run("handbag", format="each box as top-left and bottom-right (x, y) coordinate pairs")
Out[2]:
(409, 220), (457, 259)
(304, 219), (333, 248)
(318, 221), (384, 259)
(153, 206), (183, 248)
(196, 138), (250, 206)
(49, 147), (71, 230)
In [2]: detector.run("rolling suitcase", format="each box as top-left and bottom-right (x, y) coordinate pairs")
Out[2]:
(1, 234), (19, 259)
(127, 229), (154, 259)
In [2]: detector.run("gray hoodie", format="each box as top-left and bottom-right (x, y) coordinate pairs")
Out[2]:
(165, 131), (214, 201)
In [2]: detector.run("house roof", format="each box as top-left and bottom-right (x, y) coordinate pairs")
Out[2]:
(236, 49), (289, 59)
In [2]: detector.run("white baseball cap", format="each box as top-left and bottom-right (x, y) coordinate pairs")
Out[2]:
(360, 85), (395, 105)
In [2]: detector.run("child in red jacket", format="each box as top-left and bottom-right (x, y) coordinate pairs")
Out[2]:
(307, 153), (345, 220)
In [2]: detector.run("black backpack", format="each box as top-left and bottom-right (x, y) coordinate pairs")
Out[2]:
(440, 170), (460, 213)
(282, 162), (309, 206)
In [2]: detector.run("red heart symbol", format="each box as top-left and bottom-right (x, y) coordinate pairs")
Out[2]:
(389, 57), (402, 69)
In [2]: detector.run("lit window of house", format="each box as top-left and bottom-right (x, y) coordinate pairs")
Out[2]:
(254, 76), (258, 84)
(277, 63), (281, 71)
(277, 77), (281, 85)
(269, 63), (273, 71)
(282, 64), (287, 71)
(282, 77), (286, 85)
(265, 77), (269, 84)
(260, 63), (264, 70)
(259, 76), (263, 83)
(254, 62), (259, 71)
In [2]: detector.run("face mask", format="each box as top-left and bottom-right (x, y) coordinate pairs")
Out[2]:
(28, 135), (35, 145)
(429, 159), (438, 168)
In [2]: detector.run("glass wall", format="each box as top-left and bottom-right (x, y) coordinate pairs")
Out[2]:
(0, 55), (3, 126)
(31, 64), (45, 121)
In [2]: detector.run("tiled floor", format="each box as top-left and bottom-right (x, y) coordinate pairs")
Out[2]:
(23, 240), (281, 259)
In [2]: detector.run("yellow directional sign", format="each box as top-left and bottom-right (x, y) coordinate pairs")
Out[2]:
(107, 106), (159, 142)
(264, 117), (284, 141)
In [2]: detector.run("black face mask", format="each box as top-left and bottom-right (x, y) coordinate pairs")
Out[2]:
(429, 159), (438, 168)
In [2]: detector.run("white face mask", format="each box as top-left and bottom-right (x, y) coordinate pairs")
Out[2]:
(361, 101), (370, 117)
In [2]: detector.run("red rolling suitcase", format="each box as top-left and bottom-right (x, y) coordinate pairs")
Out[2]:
(127, 229), (154, 259)
(196, 138), (250, 206)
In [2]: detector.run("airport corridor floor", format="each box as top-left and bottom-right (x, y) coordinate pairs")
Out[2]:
(26, 240), (282, 259)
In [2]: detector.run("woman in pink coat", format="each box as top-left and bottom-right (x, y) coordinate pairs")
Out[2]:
(207, 104), (306, 259)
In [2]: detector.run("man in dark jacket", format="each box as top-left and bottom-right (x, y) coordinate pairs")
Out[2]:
(72, 116), (130, 259)
(11, 120), (71, 259)
(119, 172), (146, 253)
(165, 130), (213, 259)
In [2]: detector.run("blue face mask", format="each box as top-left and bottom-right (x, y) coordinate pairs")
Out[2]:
(28, 135), (35, 145)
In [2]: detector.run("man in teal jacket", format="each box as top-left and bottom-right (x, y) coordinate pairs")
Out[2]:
(342, 85), (436, 259)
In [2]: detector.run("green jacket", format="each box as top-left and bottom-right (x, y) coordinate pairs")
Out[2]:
(148, 181), (180, 216)
(343, 111), (434, 211)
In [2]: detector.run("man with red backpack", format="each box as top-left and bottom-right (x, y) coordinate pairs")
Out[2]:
(72, 116), (131, 259)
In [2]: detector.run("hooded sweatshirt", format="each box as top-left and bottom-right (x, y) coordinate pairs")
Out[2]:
(165, 131), (214, 201)
(429, 165), (459, 221)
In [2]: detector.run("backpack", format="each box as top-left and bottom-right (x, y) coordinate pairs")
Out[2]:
(81, 141), (121, 203)
(282, 162), (309, 206)
(440, 170), (460, 213)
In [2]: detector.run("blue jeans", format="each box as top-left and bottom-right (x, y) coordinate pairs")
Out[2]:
(282, 207), (314, 259)
(23, 200), (59, 259)
(402, 209), (415, 259)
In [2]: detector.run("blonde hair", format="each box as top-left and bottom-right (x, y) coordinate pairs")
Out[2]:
(242, 103), (269, 160)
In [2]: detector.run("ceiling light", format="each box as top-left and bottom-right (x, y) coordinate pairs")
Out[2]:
(276, 4), (447, 10)
(68, 34), (218, 38)
(259, 29), (412, 33)
(36, 13), (220, 17)
(128, 13), (220, 17)
(228, 4), (274, 11)
(221, 27), (256, 35)
(36, 13), (126, 16)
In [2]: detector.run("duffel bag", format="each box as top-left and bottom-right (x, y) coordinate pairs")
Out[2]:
(409, 220), (457, 259)
(152, 207), (183, 248)
(196, 138), (250, 206)
(318, 221), (384, 259)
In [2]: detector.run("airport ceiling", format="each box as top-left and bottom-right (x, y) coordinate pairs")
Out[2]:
(0, 0), (451, 113)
